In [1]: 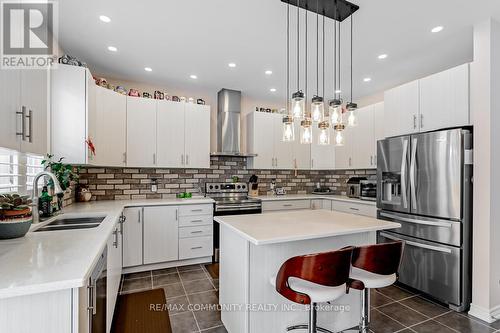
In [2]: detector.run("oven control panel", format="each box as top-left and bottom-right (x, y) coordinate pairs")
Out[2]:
(205, 182), (248, 193)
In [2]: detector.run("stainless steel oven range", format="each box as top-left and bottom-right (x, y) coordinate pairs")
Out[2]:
(376, 128), (473, 311)
(206, 182), (262, 262)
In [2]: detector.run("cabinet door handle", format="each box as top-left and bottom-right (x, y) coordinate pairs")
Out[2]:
(26, 109), (33, 143)
(123, 152), (127, 164)
(153, 153), (156, 165)
(186, 155), (189, 165)
(413, 115), (417, 129)
(191, 246), (203, 250)
(420, 114), (423, 129)
(175, 209), (178, 220)
(16, 106), (26, 140)
(370, 156), (373, 166)
(311, 159), (314, 169)
(349, 157), (352, 167)
(113, 229), (119, 248)
(138, 210), (141, 223)
(181, 154), (185, 165)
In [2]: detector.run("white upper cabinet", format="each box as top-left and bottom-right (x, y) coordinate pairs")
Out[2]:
(273, 114), (293, 169)
(247, 111), (275, 169)
(88, 86), (127, 167)
(126, 97), (157, 167)
(311, 125), (335, 170)
(184, 104), (211, 168)
(334, 124), (353, 169)
(292, 122), (312, 170)
(384, 80), (420, 138)
(157, 100), (185, 168)
(0, 70), (22, 151)
(419, 63), (469, 132)
(352, 106), (375, 169)
(51, 64), (89, 163)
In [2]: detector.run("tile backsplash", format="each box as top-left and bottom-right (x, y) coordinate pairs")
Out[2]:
(76, 156), (376, 201)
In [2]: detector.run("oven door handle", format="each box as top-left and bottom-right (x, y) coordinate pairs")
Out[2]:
(216, 204), (262, 211)
(379, 232), (452, 254)
(380, 212), (453, 228)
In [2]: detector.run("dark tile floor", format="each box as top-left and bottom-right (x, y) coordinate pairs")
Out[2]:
(119, 265), (500, 333)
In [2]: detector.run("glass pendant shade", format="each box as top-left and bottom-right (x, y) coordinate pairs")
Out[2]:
(291, 91), (305, 119)
(311, 96), (324, 122)
(300, 119), (313, 144)
(282, 115), (295, 142)
(318, 121), (330, 145)
(334, 124), (346, 146)
(329, 99), (343, 125)
(346, 102), (358, 127)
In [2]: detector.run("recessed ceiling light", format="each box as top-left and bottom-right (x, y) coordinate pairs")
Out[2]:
(270, 88), (277, 92)
(378, 54), (387, 59)
(190, 74), (198, 79)
(363, 77), (372, 82)
(265, 70), (273, 75)
(99, 15), (111, 23)
(335, 89), (342, 94)
(431, 26), (444, 33)
(107, 46), (117, 52)
(144, 67), (152, 72)
(228, 63), (236, 68)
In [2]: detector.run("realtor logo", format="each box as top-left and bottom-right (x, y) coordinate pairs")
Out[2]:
(1, 1), (58, 68)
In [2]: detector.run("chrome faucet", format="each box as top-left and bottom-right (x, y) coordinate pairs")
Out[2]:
(31, 171), (64, 223)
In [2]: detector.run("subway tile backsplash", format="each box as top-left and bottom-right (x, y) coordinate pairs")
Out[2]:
(76, 156), (376, 201)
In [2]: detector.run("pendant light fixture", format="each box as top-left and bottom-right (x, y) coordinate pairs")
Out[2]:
(311, 0), (324, 123)
(291, 0), (304, 120)
(317, 12), (330, 145)
(334, 20), (345, 146)
(329, 18), (342, 125)
(283, 1), (295, 142)
(334, 123), (346, 146)
(346, 15), (358, 127)
(300, 119), (313, 144)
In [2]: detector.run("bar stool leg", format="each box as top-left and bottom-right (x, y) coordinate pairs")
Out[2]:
(309, 303), (317, 333)
(286, 303), (334, 333)
(359, 289), (370, 333)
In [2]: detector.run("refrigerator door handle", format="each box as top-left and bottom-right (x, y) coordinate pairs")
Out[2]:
(380, 212), (453, 228)
(380, 232), (452, 254)
(401, 139), (409, 209)
(410, 138), (418, 210)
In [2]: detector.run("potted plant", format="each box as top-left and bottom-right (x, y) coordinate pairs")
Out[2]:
(0, 194), (33, 239)
(41, 154), (81, 210)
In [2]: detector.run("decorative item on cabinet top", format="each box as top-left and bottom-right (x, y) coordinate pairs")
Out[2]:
(58, 54), (87, 67)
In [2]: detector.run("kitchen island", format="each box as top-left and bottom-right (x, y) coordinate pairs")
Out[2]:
(215, 209), (400, 333)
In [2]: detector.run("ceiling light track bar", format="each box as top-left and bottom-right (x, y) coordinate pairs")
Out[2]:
(281, 0), (358, 22)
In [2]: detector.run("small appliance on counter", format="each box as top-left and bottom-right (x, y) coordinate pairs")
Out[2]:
(360, 180), (377, 201)
(312, 183), (334, 195)
(275, 187), (286, 196)
(249, 175), (259, 197)
(346, 177), (367, 199)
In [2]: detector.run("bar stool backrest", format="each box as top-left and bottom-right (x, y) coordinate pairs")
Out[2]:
(275, 247), (354, 304)
(351, 241), (404, 276)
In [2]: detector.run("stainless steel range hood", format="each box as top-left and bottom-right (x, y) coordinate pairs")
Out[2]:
(211, 89), (256, 157)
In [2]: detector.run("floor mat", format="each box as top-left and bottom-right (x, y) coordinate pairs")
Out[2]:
(204, 263), (219, 279)
(112, 288), (171, 333)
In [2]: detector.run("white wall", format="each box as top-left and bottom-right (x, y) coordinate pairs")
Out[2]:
(469, 18), (500, 323)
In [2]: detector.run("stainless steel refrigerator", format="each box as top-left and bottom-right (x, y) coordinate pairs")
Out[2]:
(376, 128), (473, 311)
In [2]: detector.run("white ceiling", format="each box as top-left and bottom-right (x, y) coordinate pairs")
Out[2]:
(56, 0), (500, 104)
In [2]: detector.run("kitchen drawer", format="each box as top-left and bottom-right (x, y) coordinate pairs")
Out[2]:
(331, 201), (376, 217)
(262, 200), (311, 212)
(179, 236), (213, 260)
(178, 214), (212, 227)
(179, 225), (213, 239)
(179, 204), (213, 217)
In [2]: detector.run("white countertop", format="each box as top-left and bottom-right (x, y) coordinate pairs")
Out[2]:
(215, 209), (400, 245)
(0, 197), (214, 300)
(256, 194), (377, 205)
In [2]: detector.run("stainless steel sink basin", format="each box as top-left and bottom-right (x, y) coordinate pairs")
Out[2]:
(34, 216), (105, 232)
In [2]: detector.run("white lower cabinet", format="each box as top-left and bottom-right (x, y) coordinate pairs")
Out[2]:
(311, 199), (332, 210)
(143, 206), (179, 265)
(262, 199), (311, 212)
(122, 204), (213, 269)
(122, 207), (143, 268)
(331, 200), (376, 218)
(107, 223), (122, 333)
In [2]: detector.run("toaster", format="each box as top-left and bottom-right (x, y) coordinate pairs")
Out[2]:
(346, 177), (367, 199)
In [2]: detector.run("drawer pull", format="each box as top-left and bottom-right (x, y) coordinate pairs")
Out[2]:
(191, 209), (203, 212)
(190, 219), (203, 223)
(191, 246), (203, 250)
(191, 231), (203, 234)
(283, 204), (293, 207)
(349, 207), (360, 211)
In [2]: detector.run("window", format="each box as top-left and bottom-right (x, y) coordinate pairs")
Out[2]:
(0, 148), (43, 195)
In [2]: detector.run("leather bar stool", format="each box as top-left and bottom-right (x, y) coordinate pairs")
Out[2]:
(270, 247), (354, 333)
(349, 241), (404, 333)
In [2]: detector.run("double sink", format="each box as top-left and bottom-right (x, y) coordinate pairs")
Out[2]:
(34, 216), (105, 232)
